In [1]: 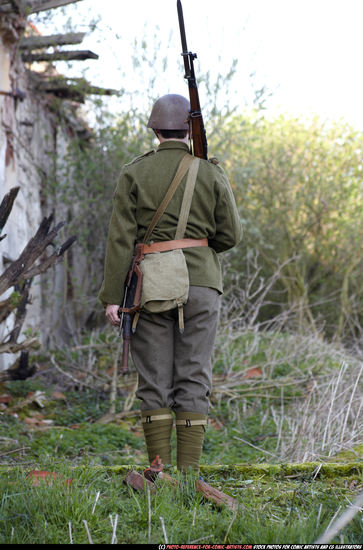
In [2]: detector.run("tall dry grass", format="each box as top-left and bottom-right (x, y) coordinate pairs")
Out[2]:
(214, 252), (363, 462)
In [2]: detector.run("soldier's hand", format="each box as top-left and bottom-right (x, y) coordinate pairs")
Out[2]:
(106, 304), (121, 326)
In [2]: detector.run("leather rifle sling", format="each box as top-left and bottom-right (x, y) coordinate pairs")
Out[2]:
(143, 153), (194, 244)
(175, 157), (200, 240)
(174, 157), (200, 331)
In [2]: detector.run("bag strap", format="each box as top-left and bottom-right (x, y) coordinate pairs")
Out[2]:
(143, 153), (194, 244)
(175, 157), (200, 240)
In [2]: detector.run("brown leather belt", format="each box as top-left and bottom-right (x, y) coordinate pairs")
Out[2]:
(142, 238), (208, 255)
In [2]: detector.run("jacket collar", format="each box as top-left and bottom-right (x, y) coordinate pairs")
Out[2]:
(157, 141), (190, 153)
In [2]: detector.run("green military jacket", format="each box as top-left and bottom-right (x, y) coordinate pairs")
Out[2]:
(98, 141), (242, 306)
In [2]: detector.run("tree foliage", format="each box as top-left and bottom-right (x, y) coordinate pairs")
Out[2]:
(31, 13), (363, 346)
(60, 106), (363, 347)
(216, 113), (363, 343)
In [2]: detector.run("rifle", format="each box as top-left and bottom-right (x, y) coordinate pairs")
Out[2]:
(119, 246), (144, 374)
(177, 0), (208, 160)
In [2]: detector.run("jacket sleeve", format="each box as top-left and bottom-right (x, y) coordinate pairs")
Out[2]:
(208, 165), (243, 253)
(98, 168), (138, 306)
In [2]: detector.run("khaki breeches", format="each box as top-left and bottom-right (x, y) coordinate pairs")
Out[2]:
(130, 286), (221, 414)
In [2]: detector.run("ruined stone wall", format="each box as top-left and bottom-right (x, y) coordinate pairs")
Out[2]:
(0, 14), (84, 369)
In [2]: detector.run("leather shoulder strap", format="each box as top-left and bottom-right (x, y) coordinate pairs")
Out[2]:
(175, 157), (200, 240)
(143, 153), (193, 244)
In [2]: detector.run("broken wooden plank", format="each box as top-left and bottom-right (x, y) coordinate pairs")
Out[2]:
(27, 72), (85, 101)
(22, 49), (99, 62)
(124, 470), (156, 493)
(143, 455), (164, 483)
(142, 455), (239, 511)
(155, 472), (239, 511)
(0, 0), (82, 13)
(25, 0), (84, 14)
(0, 89), (26, 100)
(0, 0), (21, 13)
(19, 32), (86, 50)
(157, 471), (179, 487)
(28, 74), (119, 101)
(196, 478), (239, 511)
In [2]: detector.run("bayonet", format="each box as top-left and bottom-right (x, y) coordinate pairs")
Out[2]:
(177, 0), (208, 159)
(177, 0), (191, 78)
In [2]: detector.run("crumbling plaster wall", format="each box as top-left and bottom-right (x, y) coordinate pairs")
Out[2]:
(0, 15), (82, 369)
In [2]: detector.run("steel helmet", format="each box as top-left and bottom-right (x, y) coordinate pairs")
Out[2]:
(147, 94), (190, 130)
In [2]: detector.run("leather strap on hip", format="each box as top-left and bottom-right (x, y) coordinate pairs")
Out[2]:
(142, 238), (208, 255)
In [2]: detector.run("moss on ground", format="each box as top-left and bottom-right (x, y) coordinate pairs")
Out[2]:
(87, 460), (362, 480)
(328, 445), (363, 463)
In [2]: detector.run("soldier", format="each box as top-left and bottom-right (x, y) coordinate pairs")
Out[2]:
(98, 94), (242, 473)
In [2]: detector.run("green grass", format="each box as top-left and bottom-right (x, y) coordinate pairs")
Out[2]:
(0, 464), (362, 544)
(0, 328), (362, 543)
(1, 375), (277, 466)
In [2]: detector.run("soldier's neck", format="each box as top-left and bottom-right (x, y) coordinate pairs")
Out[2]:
(157, 136), (189, 145)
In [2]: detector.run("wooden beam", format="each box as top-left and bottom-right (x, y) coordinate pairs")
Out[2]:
(24, 0), (83, 13)
(0, 1), (22, 13)
(19, 32), (86, 49)
(22, 49), (99, 62)
(28, 73), (119, 102)
(0, 0), (82, 14)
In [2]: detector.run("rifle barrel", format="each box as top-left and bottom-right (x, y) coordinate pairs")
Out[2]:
(121, 313), (132, 374)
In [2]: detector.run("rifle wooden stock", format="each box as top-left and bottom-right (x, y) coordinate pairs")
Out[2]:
(189, 85), (207, 159)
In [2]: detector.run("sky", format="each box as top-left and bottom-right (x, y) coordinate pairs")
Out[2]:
(31, 0), (363, 130)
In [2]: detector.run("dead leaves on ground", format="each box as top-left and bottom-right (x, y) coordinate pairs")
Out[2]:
(0, 389), (69, 431)
(242, 367), (263, 379)
(26, 470), (72, 487)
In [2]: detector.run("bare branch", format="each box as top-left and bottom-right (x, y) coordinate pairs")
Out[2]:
(0, 186), (20, 235)
(7, 279), (32, 344)
(0, 336), (39, 353)
(0, 213), (66, 295)
(22, 235), (77, 279)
